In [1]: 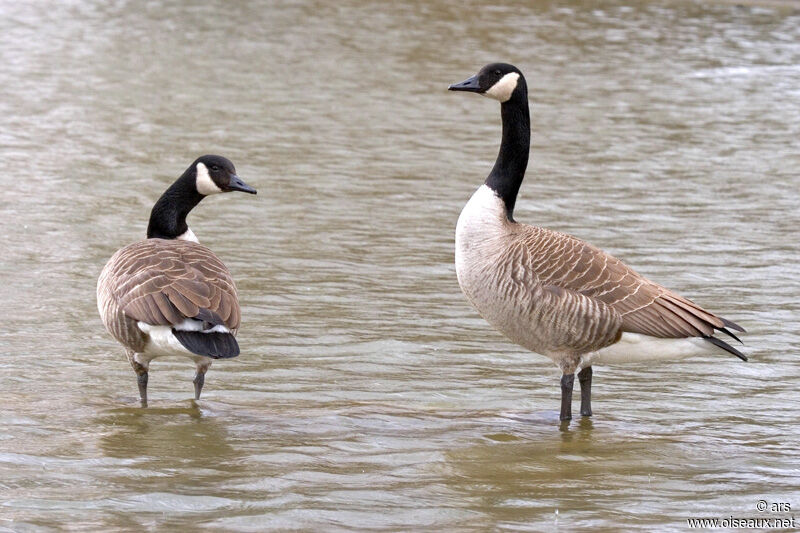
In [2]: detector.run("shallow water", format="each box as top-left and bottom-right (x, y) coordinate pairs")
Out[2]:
(1, 0), (799, 531)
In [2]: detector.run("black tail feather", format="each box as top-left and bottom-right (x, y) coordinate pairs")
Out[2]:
(703, 335), (747, 362)
(721, 317), (745, 333)
(717, 327), (743, 344)
(172, 329), (240, 359)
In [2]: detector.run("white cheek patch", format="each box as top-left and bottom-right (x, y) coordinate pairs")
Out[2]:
(195, 162), (223, 195)
(483, 72), (520, 103)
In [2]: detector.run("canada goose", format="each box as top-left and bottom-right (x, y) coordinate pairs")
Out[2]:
(449, 63), (746, 421)
(97, 155), (256, 407)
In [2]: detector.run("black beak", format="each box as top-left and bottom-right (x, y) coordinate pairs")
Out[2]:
(227, 175), (257, 194)
(448, 74), (482, 92)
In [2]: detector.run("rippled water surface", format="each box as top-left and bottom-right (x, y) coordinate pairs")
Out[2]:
(2, 0), (799, 531)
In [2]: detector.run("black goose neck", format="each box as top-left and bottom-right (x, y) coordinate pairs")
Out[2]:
(485, 88), (530, 221)
(146, 173), (204, 239)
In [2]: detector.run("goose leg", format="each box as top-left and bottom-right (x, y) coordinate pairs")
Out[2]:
(131, 360), (149, 408)
(137, 372), (148, 408)
(126, 351), (149, 408)
(560, 373), (575, 421)
(193, 371), (205, 400)
(578, 366), (592, 417)
(193, 361), (211, 400)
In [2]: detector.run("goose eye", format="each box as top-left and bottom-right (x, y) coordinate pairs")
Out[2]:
(494, 70), (501, 76)
(211, 165), (220, 172)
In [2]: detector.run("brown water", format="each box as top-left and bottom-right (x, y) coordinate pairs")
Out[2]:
(1, 0), (799, 531)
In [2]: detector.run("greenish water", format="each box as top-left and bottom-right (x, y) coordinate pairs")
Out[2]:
(1, 0), (799, 531)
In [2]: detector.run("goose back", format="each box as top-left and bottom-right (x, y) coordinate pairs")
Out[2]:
(97, 239), (240, 353)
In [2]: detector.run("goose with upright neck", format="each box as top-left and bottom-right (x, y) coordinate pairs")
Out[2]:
(97, 155), (256, 407)
(449, 63), (746, 421)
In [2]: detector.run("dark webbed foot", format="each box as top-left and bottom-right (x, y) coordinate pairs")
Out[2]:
(578, 366), (592, 417)
(560, 373), (575, 421)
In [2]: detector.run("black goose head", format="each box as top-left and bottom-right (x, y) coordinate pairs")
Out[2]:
(191, 154), (257, 196)
(146, 155), (256, 240)
(448, 63), (526, 103)
(448, 64), (531, 221)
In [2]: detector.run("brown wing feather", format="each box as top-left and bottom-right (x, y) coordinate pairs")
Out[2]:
(103, 239), (240, 331)
(513, 225), (728, 339)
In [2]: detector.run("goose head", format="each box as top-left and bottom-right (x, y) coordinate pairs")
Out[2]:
(146, 155), (256, 241)
(192, 155), (257, 196)
(448, 63), (526, 103)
